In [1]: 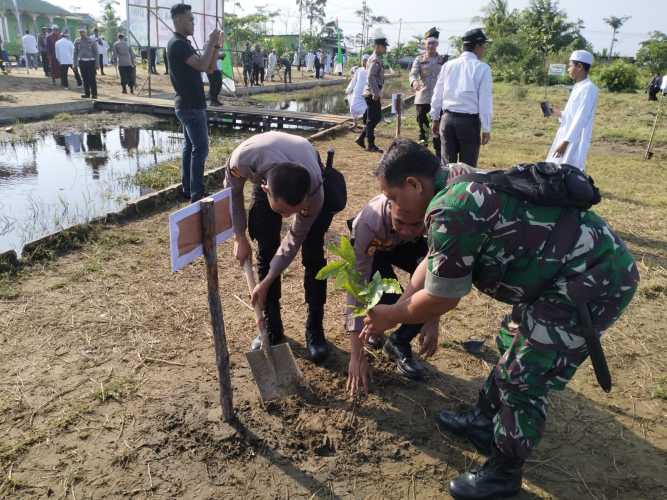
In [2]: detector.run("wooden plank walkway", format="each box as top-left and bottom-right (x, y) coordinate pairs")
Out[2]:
(94, 98), (350, 131)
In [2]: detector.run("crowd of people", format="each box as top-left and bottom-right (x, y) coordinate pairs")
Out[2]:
(160, 3), (640, 497)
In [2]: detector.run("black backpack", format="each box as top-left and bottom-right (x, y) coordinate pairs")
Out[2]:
(455, 162), (601, 210)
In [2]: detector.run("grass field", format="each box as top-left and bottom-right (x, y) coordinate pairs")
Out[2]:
(0, 82), (665, 499)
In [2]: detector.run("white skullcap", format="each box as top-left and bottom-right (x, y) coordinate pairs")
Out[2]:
(570, 50), (593, 66)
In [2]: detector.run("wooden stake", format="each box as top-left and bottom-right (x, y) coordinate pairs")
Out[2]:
(395, 93), (403, 137)
(200, 198), (234, 421)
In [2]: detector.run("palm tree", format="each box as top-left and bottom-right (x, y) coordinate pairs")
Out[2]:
(603, 15), (630, 60)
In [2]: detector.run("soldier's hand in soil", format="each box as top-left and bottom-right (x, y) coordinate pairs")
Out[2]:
(251, 280), (270, 308)
(234, 235), (251, 264)
(418, 321), (439, 358)
(348, 333), (369, 397)
(362, 305), (398, 341)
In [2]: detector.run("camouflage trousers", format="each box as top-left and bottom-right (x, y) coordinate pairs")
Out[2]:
(480, 237), (639, 460)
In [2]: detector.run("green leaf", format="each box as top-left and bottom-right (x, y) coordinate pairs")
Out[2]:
(337, 236), (356, 266)
(316, 260), (347, 280)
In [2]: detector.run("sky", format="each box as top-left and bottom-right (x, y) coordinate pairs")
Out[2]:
(54, 0), (665, 57)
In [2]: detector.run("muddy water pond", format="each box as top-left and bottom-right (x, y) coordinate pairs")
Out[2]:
(0, 123), (249, 255)
(272, 92), (349, 115)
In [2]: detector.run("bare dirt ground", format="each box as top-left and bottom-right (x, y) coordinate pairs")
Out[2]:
(1, 87), (666, 499)
(0, 65), (345, 108)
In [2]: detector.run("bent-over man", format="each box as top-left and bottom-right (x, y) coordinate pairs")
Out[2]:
(225, 131), (337, 363)
(363, 139), (639, 499)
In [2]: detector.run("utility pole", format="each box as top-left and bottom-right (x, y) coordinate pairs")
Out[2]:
(396, 18), (402, 73)
(298, 0), (303, 73)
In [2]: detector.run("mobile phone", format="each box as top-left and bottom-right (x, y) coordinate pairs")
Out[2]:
(540, 101), (553, 117)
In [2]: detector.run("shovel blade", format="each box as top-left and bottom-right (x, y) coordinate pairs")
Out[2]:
(245, 343), (302, 402)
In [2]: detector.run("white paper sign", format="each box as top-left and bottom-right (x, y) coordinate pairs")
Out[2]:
(548, 64), (567, 76)
(168, 189), (234, 272)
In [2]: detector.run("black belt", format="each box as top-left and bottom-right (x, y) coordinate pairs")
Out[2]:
(444, 110), (479, 118)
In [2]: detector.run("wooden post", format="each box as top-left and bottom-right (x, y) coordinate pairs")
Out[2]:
(395, 93), (402, 137)
(200, 198), (234, 421)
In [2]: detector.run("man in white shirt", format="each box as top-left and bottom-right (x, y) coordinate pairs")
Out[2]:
(546, 50), (598, 172)
(55, 31), (82, 89)
(22, 30), (39, 69)
(267, 49), (277, 81)
(430, 28), (493, 166)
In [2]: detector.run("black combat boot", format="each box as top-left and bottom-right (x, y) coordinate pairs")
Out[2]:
(250, 302), (285, 351)
(436, 392), (494, 455)
(354, 130), (366, 149)
(305, 306), (329, 363)
(448, 446), (523, 499)
(383, 332), (425, 380)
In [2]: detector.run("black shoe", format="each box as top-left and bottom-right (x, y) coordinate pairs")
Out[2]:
(177, 187), (191, 201)
(383, 337), (425, 380)
(122, 88), (127, 94)
(354, 134), (366, 149)
(305, 306), (329, 363)
(436, 405), (494, 456)
(91, 95), (98, 99)
(80, 94), (90, 98)
(448, 448), (523, 499)
(367, 335), (385, 350)
(366, 145), (384, 153)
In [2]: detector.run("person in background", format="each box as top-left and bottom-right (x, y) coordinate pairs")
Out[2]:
(430, 28), (493, 166)
(0, 36), (7, 75)
(267, 48), (277, 82)
(357, 30), (388, 153)
(167, 3), (221, 202)
(313, 49), (322, 79)
(242, 42), (252, 87)
(46, 25), (61, 85)
(410, 27), (447, 156)
(224, 132), (337, 364)
(252, 44), (263, 86)
(38, 26), (50, 76)
(55, 31), (82, 89)
(112, 33), (136, 94)
(545, 50), (598, 172)
(207, 48), (223, 106)
(74, 27), (99, 99)
(280, 51), (292, 83)
(345, 54), (369, 130)
(162, 47), (169, 74)
(148, 46), (158, 74)
(91, 28), (105, 75)
(22, 30), (39, 69)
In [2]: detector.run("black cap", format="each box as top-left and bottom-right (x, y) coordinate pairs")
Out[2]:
(462, 28), (491, 44)
(424, 27), (440, 40)
(374, 36), (389, 47)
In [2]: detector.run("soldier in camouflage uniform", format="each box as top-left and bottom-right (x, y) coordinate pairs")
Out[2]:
(363, 138), (639, 500)
(409, 27), (447, 155)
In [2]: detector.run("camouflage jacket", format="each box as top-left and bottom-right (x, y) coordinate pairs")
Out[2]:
(425, 166), (633, 305)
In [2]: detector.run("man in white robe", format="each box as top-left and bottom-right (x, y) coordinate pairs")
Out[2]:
(546, 50), (598, 172)
(345, 54), (369, 128)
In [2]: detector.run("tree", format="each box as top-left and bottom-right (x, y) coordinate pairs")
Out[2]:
(98, 0), (121, 42)
(354, 4), (389, 49)
(603, 15), (630, 59)
(304, 0), (326, 36)
(636, 31), (667, 74)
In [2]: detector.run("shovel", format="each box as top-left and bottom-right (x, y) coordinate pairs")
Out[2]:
(242, 259), (302, 402)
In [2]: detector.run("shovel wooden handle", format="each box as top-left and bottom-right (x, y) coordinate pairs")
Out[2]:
(242, 259), (271, 355)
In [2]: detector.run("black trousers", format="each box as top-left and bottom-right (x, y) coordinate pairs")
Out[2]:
(283, 66), (291, 83)
(363, 96), (382, 146)
(79, 60), (97, 97)
(248, 184), (334, 326)
(440, 111), (481, 166)
(208, 70), (222, 103)
(252, 63), (263, 85)
(60, 64), (82, 88)
(243, 66), (252, 86)
(119, 65), (134, 91)
(148, 48), (157, 74)
(315, 65), (321, 79)
(40, 51), (49, 75)
(98, 54), (105, 74)
(372, 238), (428, 344)
(416, 103), (442, 158)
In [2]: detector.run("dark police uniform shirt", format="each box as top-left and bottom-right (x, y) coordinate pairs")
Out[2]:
(167, 33), (205, 110)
